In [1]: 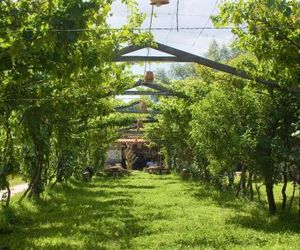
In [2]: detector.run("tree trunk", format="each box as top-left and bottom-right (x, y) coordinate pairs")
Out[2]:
(164, 146), (172, 169)
(20, 181), (33, 201)
(44, 155), (50, 185)
(241, 171), (247, 191)
(55, 156), (65, 184)
(3, 184), (11, 207)
(265, 179), (277, 215)
(254, 175), (261, 202)
(288, 181), (296, 212)
(227, 172), (234, 190)
(255, 182), (261, 203)
(247, 172), (253, 201)
(236, 164), (246, 197)
(281, 165), (288, 211)
(30, 156), (43, 200)
(298, 185), (300, 217)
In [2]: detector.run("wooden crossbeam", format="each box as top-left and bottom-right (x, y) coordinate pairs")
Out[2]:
(134, 81), (172, 92)
(114, 56), (187, 62)
(142, 119), (158, 123)
(114, 101), (140, 110)
(119, 126), (135, 131)
(119, 118), (158, 130)
(114, 42), (299, 93)
(115, 110), (161, 114)
(109, 80), (186, 98)
(123, 91), (174, 96)
(132, 80), (187, 98)
(118, 130), (145, 135)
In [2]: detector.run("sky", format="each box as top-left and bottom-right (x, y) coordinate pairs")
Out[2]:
(109, 0), (235, 100)
(109, 0), (234, 56)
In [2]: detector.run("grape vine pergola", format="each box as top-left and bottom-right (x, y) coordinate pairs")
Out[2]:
(112, 41), (296, 136)
(114, 42), (288, 90)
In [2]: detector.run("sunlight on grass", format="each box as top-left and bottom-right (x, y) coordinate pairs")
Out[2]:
(1, 172), (300, 249)
(7, 175), (26, 186)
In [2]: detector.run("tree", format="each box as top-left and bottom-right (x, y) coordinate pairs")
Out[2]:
(155, 68), (171, 84)
(206, 39), (238, 62)
(212, 0), (300, 214)
(170, 64), (196, 80)
(212, 0), (300, 91)
(0, 0), (145, 201)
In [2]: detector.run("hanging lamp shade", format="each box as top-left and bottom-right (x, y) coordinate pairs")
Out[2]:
(150, 0), (169, 7)
(139, 101), (148, 112)
(145, 71), (154, 82)
(136, 119), (143, 131)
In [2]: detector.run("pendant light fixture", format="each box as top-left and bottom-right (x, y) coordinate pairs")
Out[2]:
(150, 0), (170, 7)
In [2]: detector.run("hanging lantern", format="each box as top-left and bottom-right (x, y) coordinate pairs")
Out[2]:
(145, 71), (154, 82)
(136, 119), (143, 131)
(150, 0), (169, 7)
(139, 101), (148, 112)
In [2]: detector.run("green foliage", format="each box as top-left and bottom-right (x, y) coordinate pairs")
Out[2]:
(145, 0), (300, 216)
(206, 39), (239, 62)
(212, 0), (300, 89)
(145, 95), (192, 170)
(170, 64), (196, 80)
(0, 0), (146, 201)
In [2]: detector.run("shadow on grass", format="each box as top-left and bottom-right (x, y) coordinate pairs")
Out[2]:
(226, 213), (300, 234)
(186, 183), (246, 209)
(0, 179), (148, 249)
(187, 182), (300, 234)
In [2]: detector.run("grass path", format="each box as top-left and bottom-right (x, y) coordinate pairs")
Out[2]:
(0, 172), (299, 249)
(0, 183), (29, 199)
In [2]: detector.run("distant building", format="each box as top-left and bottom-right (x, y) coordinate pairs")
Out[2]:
(105, 137), (161, 170)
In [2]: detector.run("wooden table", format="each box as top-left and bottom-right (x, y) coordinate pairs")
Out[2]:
(105, 166), (129, 177)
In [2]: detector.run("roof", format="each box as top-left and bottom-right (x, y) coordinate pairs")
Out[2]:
(116, 138), (148, 144)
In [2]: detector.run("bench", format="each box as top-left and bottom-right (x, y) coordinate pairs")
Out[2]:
(104, 166), (130, 177)
(146, 166), (170, 175)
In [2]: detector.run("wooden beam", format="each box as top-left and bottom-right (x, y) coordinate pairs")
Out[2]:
(117, 44), (143, 56)
(119, 126), (135, 131)
(152, 43), (281, 89)
(114, 42), (300, 93)
(118, 130), (145, 135)
(123, 91), (174, 96)
(133, 80), (187, 98)
(134, 81), (172, 92)
(121, 118), (158, 124)
(114, 101), (140, 110)
(119, 118), (158, 130)
(142, 119), (158, 123)
(114, 56), (186, 62)
(115, 110), (161, 114)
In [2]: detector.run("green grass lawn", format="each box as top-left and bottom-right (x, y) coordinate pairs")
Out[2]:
(0, 172), (299, 250)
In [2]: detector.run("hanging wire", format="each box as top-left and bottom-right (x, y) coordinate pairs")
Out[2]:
(164, 3), (177, 45)
(157, 12), (211, 17)
(141, 4), (154, 131)
(144, 5), (155, 77)
(191, 0), (219, 48)
(17, 25), (292, 33)
(176, 0), (180, 32)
